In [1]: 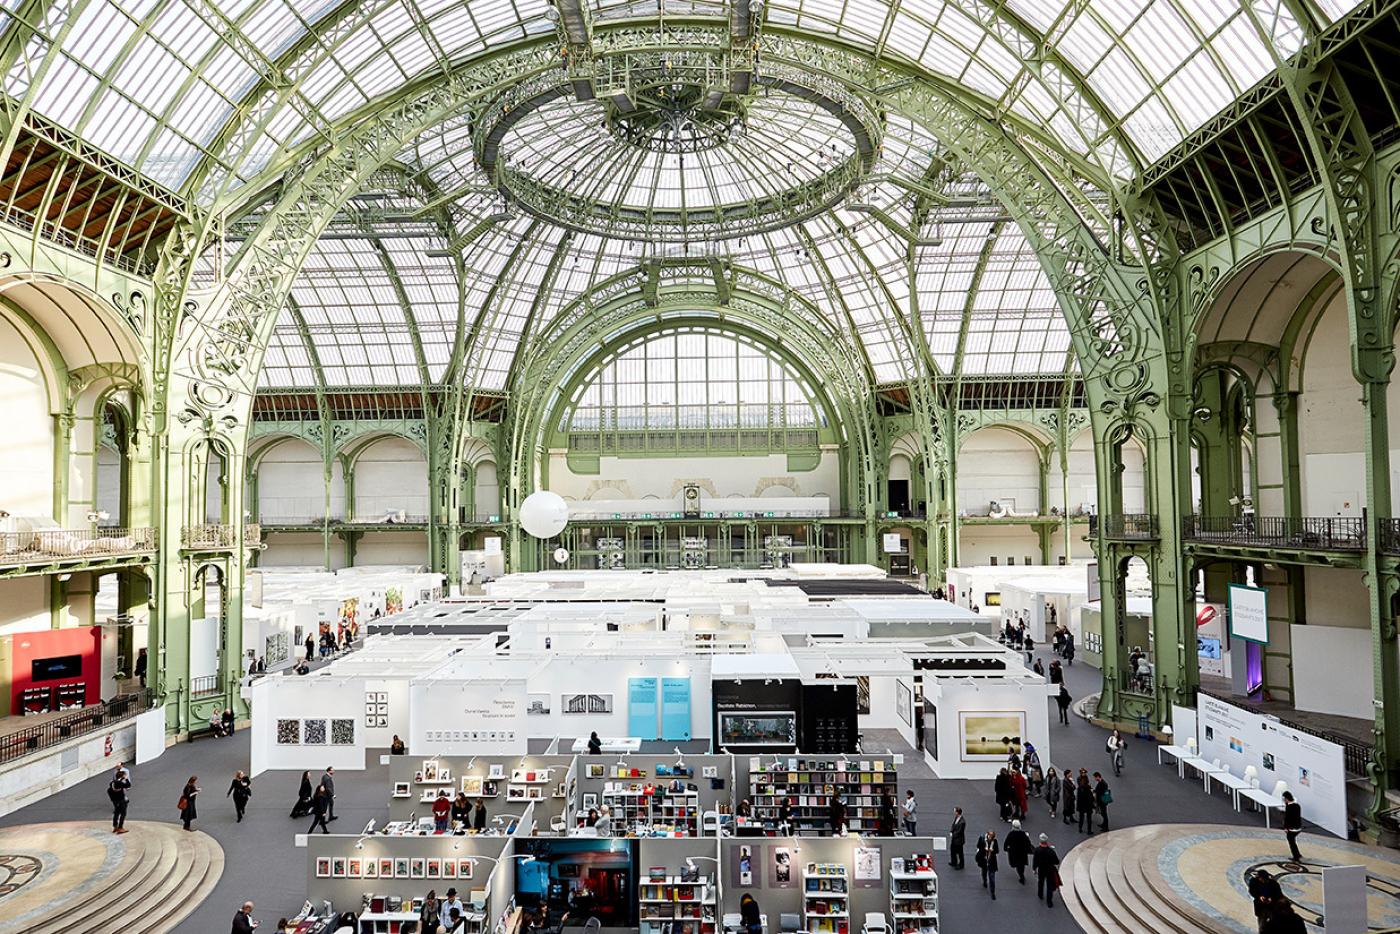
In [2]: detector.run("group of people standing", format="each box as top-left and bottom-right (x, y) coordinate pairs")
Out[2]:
(1042, 766), (1112, 834)
(430, 789), (490, 832)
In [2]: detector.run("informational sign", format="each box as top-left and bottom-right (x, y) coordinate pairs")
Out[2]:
(660, 677), (691, 741)
(1086, 560), (1101, 603)
(627, 677), (659, 740)
(883, 532), (904, 554)
(484, 537), (502, 554)
(1196, 602), (1227, 676)
(1228, 584), (1269, 644)
(1198, 694), (1346, 838)
(412, 680), (525, 755)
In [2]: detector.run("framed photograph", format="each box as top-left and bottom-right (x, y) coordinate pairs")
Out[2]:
(303, 718), (327, 745)
(854, 847), (882, 887)
(702, 766), (719, 778)
(719, 711), (797, 747)
(443, 859), (457, 880)
(347, 858), (362, 878)
(411, 858), (426, 879)
(527, 786), (544, 800)
(896, 681), (913, 726)
(586, 764), (605, 778)
(462, 777), (484, 796)
(562, 692), (613, 714)
(331, 857), (347, 878)
(315, 857), (331, 878)
(458, 858), (474, 879)
(393, 781), (411, 797)
(770, 846), (794, 888)
(394, 858), (410, 879)
(507, 786), (526, 800)
(735, 844), (753, 887)
(427, 858), (441, 879)
(423, 760), (440, 782)
(527, 694), (551, 715)
(582, 793), (598, 810)
(958, 711), (1026, 762)
(488, 763), (505, 779)
(364, 859), (378, 880)
(276, 719), (300, 745)
(379, 858), (394, 878)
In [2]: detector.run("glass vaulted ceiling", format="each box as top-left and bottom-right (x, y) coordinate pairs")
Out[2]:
(9, 0), (1365, 193)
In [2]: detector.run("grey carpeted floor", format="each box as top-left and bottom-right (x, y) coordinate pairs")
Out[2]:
(0, 652), (1296, 933)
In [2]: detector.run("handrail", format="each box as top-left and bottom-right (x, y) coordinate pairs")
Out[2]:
(0, 527), (157, 565)
(1088, 514), (1158, 540)
(1183, 514), (1365, 551)
(180, 524), (263, 548)
(0, 690), (154, 765)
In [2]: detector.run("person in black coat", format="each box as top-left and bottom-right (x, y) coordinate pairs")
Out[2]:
(308, 785), (331, 834)
(134, 649), (147, 689)
(473, 798), (488, 831)
(829, 792), (848, 835)
(1055, 685), (1072, 724)
(975, 830), (999, 899)
(1061, 771), (1077, 825)
(587, 731), (602, 755)
(231, 901), (257, 934)
(778, 797), (795, 834)
(878, 791), (897, 836)
(1281, 792), (1303, 861)
(108, 765), (131, 833)
(321, 766), (337, 821)
(1032, 835), (1061, 907)
(1075, 775), (1095, 834)
(1092, 772), (1111, 831)
(304, 635), (315, 662)
(1249, 870), (1283, 932)
(1003, 820), (1033, 883)
(739, 893), (762, 934)
(948, 807), (966, 869)
(291, 770), (313, 818)
(179, 775), (199, 831)
(221, 708), (236, 736)
(451, 792), (471, 827)
(1261, 899), (1306, 934)
(994, 768), (1013, 822)
(227, 770), (252, 822)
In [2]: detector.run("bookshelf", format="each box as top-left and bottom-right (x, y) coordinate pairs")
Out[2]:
(598, 783), (701, 835)
(888, 855), (937, 934)
(357, 905), (485, 934)
(639, 874), (716, 934)
(748, 759), (896, 834)
(802, 863), (849, 934)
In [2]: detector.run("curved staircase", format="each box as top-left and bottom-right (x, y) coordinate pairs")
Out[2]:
(0, 821), (223, 933)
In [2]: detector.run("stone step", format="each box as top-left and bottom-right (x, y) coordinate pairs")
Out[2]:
(1059, 837), (1114, 934)
(25, 829), (164, 934)
(124, 829), (218, 934)
(72, 826), (185, 934)
(1106, 831), (1209, 934)
(1086, 836), (1158, 934)
(134, 831), (224, 934)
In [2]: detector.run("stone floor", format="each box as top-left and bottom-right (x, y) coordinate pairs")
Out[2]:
(0, 652), (1332, 932)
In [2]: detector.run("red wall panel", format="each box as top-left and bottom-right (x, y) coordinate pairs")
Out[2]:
(10, 626), (101, 710)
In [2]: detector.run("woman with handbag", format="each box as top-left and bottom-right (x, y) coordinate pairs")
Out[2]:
(178, 775), (200, 831)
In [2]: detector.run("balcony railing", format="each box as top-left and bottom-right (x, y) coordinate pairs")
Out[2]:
(1183, 514), (1365, 552)
(0, 690), (153, 765)
(190, 674), (222, 697)
(0, 527), (157, 566)
(1381, 518), (1400, 555)
(181, 523), (263, 549)
(1088, 514), (1159, 540)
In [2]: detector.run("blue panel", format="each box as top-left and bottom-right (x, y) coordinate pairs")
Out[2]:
(628, 677), (659, 739)
(661, 677), (691, 741)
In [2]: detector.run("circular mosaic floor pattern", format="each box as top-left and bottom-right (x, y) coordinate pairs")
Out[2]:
(0, 821), (224, 934)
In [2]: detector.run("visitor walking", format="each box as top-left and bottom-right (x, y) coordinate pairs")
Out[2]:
(949, 807), (966, 869)
(1024, 634), (1034, 664)
(1004, 820), (1032, 884)
(1107, 729), (1126, 776)
(1044, 767), (1060, 818)
(1025, 743), (1044, 796)
(178, 775), (200, 831)
(1075, 774), (1094, 834)
(1281, 791), (1303, 861)
(419, 890), (442, 934)
(1010, 768), (1029, 821)
(1055, 685), (1072, 724)
(1061, 770), (1076, 825)
(879, 791), (897, 836)
(321, 766), (337, 821)
(1033, 658), (1045, 678)
(231, 900), (259, 933)
(108, 764), (131, 833)
(135, 648), (147, 689)
(1064, 634), (1075, 665)
(975, 830), (999, 899)
(307, 785), (331, 834)
(994, 768), (1012, 822)
(1032, 834), (1061, 907)
(291, 770), (313, 818)
(1093, 771), (1112, 831)
(902, 790), (917, 835)
(227, 770), (252, 822)
(1048, 659), (1063, 684)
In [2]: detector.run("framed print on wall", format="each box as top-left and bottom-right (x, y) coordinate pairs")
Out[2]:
(379, 858), (394, 878)
(315, 858), (331, 878)
(364, 859), (378, 880)
(347, 858), (362, 878)
(411, 858), (426, 879)
(331, 857), (347, 878)
(458, 858), (474, 879)
(958, 711), (1026, 762)
(394, 858), (410, 879)
(443, 860), (457, 880)
(427, 858), (441, 879)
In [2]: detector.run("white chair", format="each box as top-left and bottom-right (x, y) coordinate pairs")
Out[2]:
(862, 913), (889, 934)
(550, 815), (567, 833)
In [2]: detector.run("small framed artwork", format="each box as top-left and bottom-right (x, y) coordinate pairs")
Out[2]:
(458, 858), (474, 879)
(423, 760), (440, 782)
(427, 858), (441, 879)
(443, 859), (457, 880)
(414, 770), (424, 783)
(393, 781), (411, 797)
(507, 786), (526, 800)
(315, 858), (331, 878)
(394, 858), (410, 879)
(331, 857), (347, 878)
(347, 858), (362, 878)
(379, 858), (394, 878)
(555, 782), (567, 798)
(582, 793), (599, 810)
(526, 786), (544, 800)
(702, 766), (719, 778)
(487, 763), (505, 779)
(411, 858), (426, 879)
(462, 777), (483, 796)
(364, 859), (378, 880)
(586, 764), (605, 778)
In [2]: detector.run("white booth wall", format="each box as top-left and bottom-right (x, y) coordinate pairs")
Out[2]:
(409, 678), (529, 756)
(1290, 623), (1374, 721)
(922, 677), (1052, 780)
(524, 655), (713, 742)
(248, 676), (369, 776)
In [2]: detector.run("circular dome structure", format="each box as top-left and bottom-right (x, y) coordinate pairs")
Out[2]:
(476, 65), (883, 242)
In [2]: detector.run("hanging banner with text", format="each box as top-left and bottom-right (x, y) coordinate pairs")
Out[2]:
(628, 677), (659, 740)
(661, 677), (692, 741)
(1228, 584), (1269, 644)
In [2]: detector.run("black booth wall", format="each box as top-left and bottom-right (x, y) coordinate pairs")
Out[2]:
(712, 679), (803, 753)
(711, 679), (859, 754)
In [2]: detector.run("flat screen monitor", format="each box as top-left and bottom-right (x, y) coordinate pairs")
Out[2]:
(32, 654), (82, 681)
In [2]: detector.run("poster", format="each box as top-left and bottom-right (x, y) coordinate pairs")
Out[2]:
(854, 847), (882, 887)
(925, 700), (939, 761)
(735, 844), (754, 887)
(628, 678), (659, 740)
(882, 532), (904, 554)
(959, 711), (1025, 761)
(896, 681), (912, 726)
(1228, 584), (1269, 644)
(661, 677), (692, 741)
(770, 846), (794, 887)
(563, 693), (613, 714)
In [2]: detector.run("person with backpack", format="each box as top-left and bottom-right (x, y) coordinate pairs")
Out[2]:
(108, 764), (131, 834)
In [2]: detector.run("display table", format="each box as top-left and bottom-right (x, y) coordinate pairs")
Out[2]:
(570, 736), (642, 753)
(1208, 769), (1252, 809)
(1239, 787), (1285, 826)
(1156, 743), (1191, 770)
(358, 909), (419, 933)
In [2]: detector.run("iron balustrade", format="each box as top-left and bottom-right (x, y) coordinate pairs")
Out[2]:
(1198, 688), (1372, 777)
(0, 527), (156, 565)
(1183, 514), (1365, 551)
(0, 691), (153, 765)
(1088, 514), (1158, 540)
(1381, 518), (1400, 555)
(180, 524), (263, 548)
(190, 675), (221, 697)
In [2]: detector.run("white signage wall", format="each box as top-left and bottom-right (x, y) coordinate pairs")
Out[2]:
(1198, 694), (1347, 838)
(923, 678), (1051, 780)
(249, 677), (369, 777)
(1228, 584), (1269, 643)
(409, 679), (528, 755)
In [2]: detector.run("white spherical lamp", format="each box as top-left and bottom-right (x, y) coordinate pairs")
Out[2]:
(519, 490), (569, 539)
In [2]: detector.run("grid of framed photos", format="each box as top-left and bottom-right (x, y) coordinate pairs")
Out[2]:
(315, 855), (476, 880)
(364, 690), (389, 728)
(274, 717), (356, 746)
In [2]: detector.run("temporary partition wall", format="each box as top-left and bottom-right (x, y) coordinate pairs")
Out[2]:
(409, 677), (530, 756)
(304, 833), (510, 916)
(249, 674), (369, 776)
(921, 676), (1052, 780)
(573, 753), (736, 832)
